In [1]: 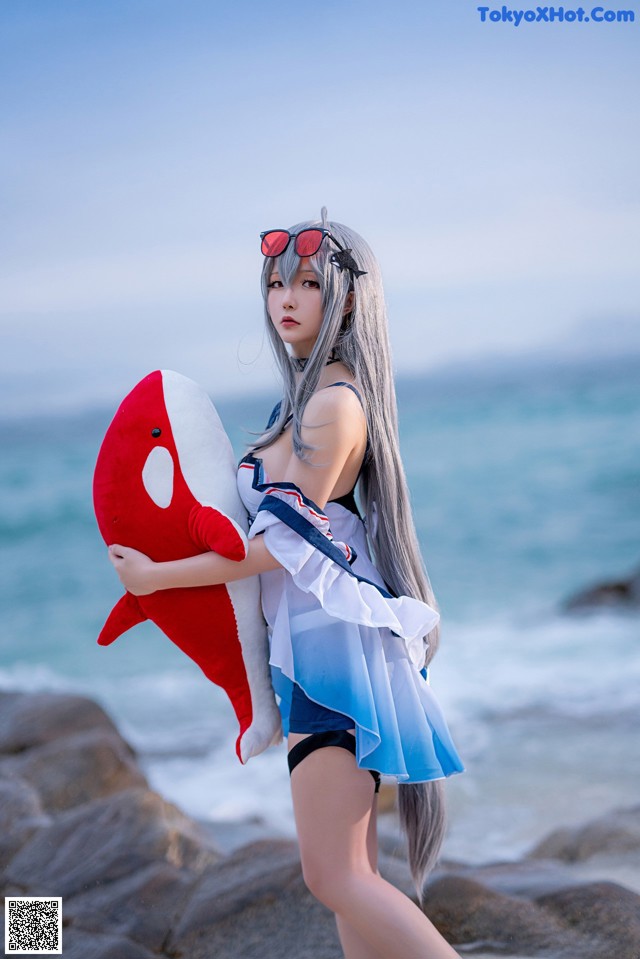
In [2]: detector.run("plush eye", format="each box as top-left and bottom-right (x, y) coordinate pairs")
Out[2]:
(151, 428), (162, 438)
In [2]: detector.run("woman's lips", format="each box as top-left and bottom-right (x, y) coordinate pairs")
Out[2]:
(281, 317), (300, 325)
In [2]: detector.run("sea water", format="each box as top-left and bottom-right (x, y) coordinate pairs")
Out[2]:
(1, 354), (638, 864)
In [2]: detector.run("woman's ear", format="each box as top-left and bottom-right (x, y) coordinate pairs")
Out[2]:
(343, 291), (355, 314)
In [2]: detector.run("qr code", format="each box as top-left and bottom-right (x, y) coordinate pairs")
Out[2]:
(5, 897), (62, 955)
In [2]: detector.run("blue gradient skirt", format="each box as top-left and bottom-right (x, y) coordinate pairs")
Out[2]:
(245, 476), (465, 784)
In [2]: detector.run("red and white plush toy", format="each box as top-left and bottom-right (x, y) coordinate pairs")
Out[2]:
(93, 369), (282, 763)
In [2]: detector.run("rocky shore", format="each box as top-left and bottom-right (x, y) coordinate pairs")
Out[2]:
(1, 689), (639, 958)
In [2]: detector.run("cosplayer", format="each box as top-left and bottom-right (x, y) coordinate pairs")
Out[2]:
(109, 209), (464, 959)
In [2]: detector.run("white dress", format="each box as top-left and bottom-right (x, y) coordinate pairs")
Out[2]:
(236, 391), (464, 783)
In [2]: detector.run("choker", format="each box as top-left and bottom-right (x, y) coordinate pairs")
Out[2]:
(291, 348), (339, 373)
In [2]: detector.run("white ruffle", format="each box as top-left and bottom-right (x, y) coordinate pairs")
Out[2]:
(238, 474), (463, 781)
(247, 487), (439, 669)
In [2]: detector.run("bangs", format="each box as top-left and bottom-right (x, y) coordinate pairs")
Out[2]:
(267, 241), (328, 290)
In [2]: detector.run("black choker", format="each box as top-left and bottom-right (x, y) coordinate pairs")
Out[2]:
(291, 349), (339, 373)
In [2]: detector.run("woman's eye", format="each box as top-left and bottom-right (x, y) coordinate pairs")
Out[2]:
(267, 280), (283, 289)
(303, 279), (320, 289)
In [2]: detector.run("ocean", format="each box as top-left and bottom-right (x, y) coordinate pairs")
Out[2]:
(1, 354), (638, 865)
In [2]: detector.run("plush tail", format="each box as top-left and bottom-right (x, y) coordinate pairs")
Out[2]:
(398, 780), (447, 905)
(236, 710), (283, 764)
(97, 593), (148, 646)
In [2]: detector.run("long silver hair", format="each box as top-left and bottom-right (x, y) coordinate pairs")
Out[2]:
(246, 208), (446, 898)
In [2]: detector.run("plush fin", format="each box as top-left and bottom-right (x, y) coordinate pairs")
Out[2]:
(188, 505), (248, 560)
(97, 593), (148, 646)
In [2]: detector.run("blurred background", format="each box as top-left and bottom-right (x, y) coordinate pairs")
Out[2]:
(1, 0), (638, 863)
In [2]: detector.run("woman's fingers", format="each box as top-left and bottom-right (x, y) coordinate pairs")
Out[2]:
(108, 544), (142, 563)
(106, 544), (156, 595)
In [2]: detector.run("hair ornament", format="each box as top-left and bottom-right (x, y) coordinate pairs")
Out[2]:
(320, 206), (367, 279)
(330, 248), (368, 279)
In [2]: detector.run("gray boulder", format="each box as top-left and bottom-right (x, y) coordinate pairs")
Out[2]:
(432, 855), (593, 900)
(165, 838), (341, 959)
(4, 687), (640, 959)
(0, 691), (123, 753)
(529, 804), (640, 862)
(57, 927), (161, 959)
(64, 861), (198, 953)
(0, 774), (51, 875)
(537, 880), (640, 959)
(5, 786), (220, 898)
(422, 873), (588, 956)
(429, 830), (640, 958)
(0, 727), (147, 813)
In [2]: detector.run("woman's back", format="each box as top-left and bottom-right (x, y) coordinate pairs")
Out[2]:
(238, 380), (369, 517)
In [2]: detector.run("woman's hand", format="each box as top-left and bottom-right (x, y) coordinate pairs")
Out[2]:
(108, 544), (158, 596)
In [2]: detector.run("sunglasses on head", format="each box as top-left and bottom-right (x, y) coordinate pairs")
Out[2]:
(260, 227), (368, 278)
(260, 228), (345, 259)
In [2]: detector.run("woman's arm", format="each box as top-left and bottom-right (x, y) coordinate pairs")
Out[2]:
(108, 533), (283, 595)
(108, 387), (365, 595)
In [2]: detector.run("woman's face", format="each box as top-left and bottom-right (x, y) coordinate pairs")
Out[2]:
(267, 256), (324, 357)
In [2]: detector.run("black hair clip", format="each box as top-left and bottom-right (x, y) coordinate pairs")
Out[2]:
(330, 248), (367, 279)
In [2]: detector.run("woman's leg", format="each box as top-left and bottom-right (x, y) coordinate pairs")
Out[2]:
(334, 789), (386, 959)
(288, 731), (460, 959)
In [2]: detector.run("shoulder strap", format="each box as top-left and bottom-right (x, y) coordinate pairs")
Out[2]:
(265, 400), (282, 430)
(324, 381), (365, 409)
(325, 382), (369, 455)
(267, 382), (365, 432)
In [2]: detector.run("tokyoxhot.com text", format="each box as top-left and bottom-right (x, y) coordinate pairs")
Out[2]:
(477, 5), (635, 24)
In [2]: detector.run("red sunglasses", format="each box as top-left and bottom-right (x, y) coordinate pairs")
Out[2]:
(260, 227), (368, 279)
(260, 227), (345, 259)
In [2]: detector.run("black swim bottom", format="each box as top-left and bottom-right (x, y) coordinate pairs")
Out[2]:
(287, 730), (381, 793)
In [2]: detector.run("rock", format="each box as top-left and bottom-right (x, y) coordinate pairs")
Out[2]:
(165, 838), (343, 959)
(0, 728), (148, 813)
(421, 874), (592, 956)
(3, 687), (638, 959)
(194, 815), (289, 856)
(0, 691), (125, 754)
(433, 856), (591, 901)
(562, 563), (640, 611)
(428, 855), (640, 958)
(528, 804), (640, 862)
(537, 880), (640, 959)
(0, 904), (157, 959)
(0, 774), (51, 874)
(64, 862), (197, 953)
(5, 787), (221, 898)
(58, 927), (160, 959)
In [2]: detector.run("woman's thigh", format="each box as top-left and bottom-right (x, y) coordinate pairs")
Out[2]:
(288, 730), (379, 901)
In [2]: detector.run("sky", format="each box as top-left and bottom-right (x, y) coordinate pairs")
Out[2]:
(1, 0), (638, 415)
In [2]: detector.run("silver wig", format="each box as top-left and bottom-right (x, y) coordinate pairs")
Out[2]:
(246, 208), (446, 899)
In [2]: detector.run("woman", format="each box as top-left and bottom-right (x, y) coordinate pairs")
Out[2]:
(109, 209), (464, 959)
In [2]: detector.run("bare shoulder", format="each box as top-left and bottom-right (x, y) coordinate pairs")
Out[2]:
(303, 383), (366, 437)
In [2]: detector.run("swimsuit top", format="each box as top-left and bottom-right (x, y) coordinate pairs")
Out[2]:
(237, 382), (369, 520)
